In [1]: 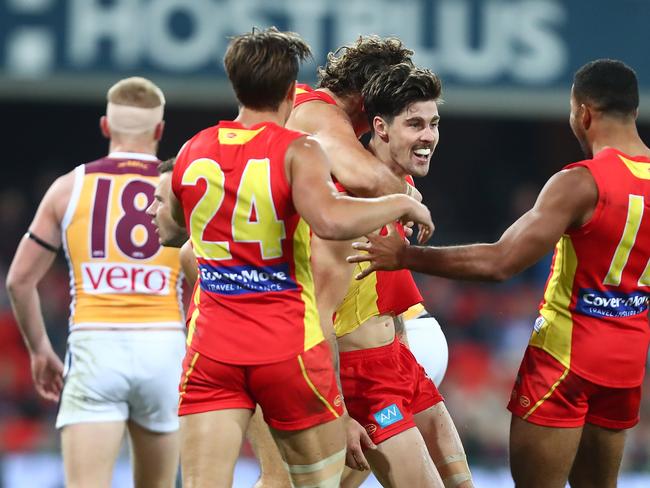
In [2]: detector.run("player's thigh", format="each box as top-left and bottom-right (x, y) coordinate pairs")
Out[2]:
(569, 423), (626, 488)
(127, 420), (179, 488)
(414, 403), (472, 486)
(405, 315), (449, 387)
(247, 406), (291, 488)
(365, 426), (443, 488)
(61, 421), (125, 488)
(509, 415), (582, 488)
(180, 409), (252, 488)
(272, 417), (346, 487)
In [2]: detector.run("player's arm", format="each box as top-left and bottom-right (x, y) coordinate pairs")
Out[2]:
(286, 136), (434, 242)
(290, 102), (419, 199)
(180, 240), (197, 288)
(349, 167), (598, 280)
(6, 173), (73, 402)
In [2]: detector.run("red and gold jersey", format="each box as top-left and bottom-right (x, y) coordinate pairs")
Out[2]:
(62, 152), (184, 331)
(531, 148), (650, 387)
(333, 178), (423, 337)
(172, 121), (322, 365)
(294, 83), (338, 108)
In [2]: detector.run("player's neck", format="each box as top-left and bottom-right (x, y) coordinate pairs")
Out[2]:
(323, 89), (368, 135)
(590, 121), (650, 158)
(235, 106), (288, 128)
(367, 139), (408, 179)
(108, 140), (157, 156)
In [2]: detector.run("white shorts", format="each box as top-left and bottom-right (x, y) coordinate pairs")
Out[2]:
(56, 329), (186, 433)
(404, 314), (448, 387)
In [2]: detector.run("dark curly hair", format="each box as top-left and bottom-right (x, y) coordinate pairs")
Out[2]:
(224, 27), (311, 110)
(363, 63), (442, 127)
(317, 36), (413, 96)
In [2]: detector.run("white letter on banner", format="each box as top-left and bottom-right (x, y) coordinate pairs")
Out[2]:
(68, 0), (141, 67)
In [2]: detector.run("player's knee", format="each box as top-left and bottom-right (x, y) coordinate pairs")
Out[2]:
(284, 449), (345, 488)
(435, 453), (473, 488)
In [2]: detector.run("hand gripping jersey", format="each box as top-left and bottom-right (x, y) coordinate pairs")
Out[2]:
(531, 148), (650, 387)
(63, 153), (184, 331)
(172, 121), (323, 365)
(333, 179), (423, 337)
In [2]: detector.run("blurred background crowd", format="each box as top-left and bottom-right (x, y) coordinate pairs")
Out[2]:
(1, 0), (650, 486)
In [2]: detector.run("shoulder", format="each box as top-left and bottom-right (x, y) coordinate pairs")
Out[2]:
(289, 99), (351, 135)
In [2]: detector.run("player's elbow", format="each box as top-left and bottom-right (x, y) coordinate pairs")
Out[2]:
(310, 219), (345, 241)
(6, 268), (30, 301)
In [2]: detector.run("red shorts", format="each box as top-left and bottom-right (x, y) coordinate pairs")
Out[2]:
(178, 341), (344, 431)
(508, 346), (641, 429)
(340, 338), (444, 444)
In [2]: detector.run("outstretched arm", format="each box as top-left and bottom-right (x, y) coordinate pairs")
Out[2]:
(288, 102), (419, 199)
(348, 167), (597, 280)
(6, 173), (73, 402)
(287, 136), (433, 242)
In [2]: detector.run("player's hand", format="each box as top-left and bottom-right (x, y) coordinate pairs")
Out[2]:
(345, 416), (377, 471)
(403, 221), (414, 238)
(30, 345), (64, 402)
(406, 183), (423, 202)
(348, 223), (408, 280)
(402, 201), (433, 244)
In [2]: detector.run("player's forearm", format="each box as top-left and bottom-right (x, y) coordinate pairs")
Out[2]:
(334, 160), (406, 198)
(320, 194), (412, 240)
(6, 284), (50, 353)
(402, 243), (513, 282)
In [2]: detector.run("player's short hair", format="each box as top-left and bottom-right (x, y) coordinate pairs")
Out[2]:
(107, 77), (165, 108)
(573, 59), (638, 117)
(363, 64), (442, 127)
(224, 27), (311, 111)
(158, 157), (175, 174)
(318, 36), (413, 96)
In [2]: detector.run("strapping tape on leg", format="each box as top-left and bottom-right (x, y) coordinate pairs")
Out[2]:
(284, 449), (345, 488)
(443, 472), (473, 488)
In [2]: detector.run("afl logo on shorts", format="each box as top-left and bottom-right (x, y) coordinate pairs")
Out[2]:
(333, 394), (343, 407)
(519, 395), (531, 408)
(364, 424), (377, 435)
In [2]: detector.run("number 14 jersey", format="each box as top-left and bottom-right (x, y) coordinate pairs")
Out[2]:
(172, 121), (323, 365)
(532, 148), (650, 387)
(63, 152), (184, 332)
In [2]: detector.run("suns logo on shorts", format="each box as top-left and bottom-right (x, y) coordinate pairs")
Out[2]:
(364, 424), (377, 435)
(519, 395), (531, 408)
(333, 394), (343, 407)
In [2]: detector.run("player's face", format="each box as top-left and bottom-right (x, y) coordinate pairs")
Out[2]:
(146, 173), (186, 247)
(385, 100), (439, 177)
(569, 86), (592, 158)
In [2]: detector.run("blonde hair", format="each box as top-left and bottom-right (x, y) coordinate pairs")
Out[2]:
(107, 77), (165, 108)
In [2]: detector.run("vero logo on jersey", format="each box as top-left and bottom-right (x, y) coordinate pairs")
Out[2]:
(577, 289), (649, 318)
(81, 262), (170, 295)
(373, 404), (404, 429)
(199, 262), (297, 295)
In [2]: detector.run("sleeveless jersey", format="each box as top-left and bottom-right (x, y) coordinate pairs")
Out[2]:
(171, 121), (322, 365)
(62, 152), (184, 331)
(333, 179), (423, 337)
(531, 148), (650, 387)
(294, 83), (338, 108)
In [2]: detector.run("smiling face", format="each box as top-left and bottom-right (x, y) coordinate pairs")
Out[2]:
(146, 172), (187, 247)
(378, 100), (440, 177)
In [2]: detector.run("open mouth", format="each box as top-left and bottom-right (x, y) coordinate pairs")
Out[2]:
(412, 147), (432, 162)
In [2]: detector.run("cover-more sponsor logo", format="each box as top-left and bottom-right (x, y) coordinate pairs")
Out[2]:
(198, 262), (297, 295)
(576, 289), (649, 318)
(82, 262), (171, 295)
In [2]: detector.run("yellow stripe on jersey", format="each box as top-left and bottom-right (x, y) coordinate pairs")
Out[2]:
(619, 155), (650, 180)
(334, 262), (380, 337)
(186, 285), (202, 347)
(530, 236), (578, 369)
(295, 87), (308, 95)
(402, 303), (425, 322)
(218, 126), (266, 145)
(298, 355), (340, 419)
(293, 218), (323, 351)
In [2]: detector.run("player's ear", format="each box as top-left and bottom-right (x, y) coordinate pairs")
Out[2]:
(100, 116), (111, 139)
(154, 120), (165, 141)
(286, 80), (297, 104)
(373, 116), (389, 141)
(581, 104), (592, 131)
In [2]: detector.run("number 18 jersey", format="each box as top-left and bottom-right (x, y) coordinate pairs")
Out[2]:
(532, 148), (650, 387)
(63, 152), (184, 332)
(172, 121), (323, 365)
